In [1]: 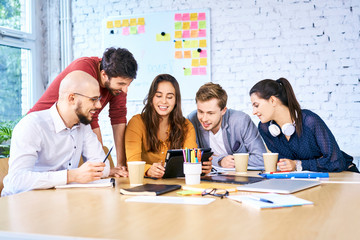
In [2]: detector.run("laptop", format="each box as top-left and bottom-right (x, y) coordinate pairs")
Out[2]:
(236, 179), (321, 194)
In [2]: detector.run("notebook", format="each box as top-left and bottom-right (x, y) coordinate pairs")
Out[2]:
(236, 179), (321, 194)
(55, 178), (115, 189)
(120, 184), (181, 196)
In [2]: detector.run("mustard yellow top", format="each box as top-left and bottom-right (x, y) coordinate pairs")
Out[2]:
(125, 114), (198, 174)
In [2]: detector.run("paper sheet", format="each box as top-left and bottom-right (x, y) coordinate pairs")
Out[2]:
(125, 196), (215, 205)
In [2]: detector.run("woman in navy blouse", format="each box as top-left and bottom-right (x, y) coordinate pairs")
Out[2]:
(249, 78), (358, 172)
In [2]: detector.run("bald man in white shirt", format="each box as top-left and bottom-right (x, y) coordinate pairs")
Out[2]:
(2, 71), (126, 196)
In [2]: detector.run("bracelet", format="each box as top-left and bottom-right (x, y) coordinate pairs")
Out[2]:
(295, 160), (303, 172)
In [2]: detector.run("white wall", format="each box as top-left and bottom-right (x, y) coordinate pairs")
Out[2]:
(49, 0), (360, 159)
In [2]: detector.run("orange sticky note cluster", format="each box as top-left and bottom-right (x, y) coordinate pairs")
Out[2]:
(106, 18), (146, 35)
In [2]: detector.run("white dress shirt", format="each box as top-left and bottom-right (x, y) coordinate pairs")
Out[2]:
(2, 104), (110, 196)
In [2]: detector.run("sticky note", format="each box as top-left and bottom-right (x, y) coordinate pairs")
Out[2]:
(138, 18), (145, 25)
(175, 22), (182, 30)
(199, 39), (207, 47)
(114, 20), (121, 28)
(199, 67), (207, 75)
(191, 59), (199, 67)
(175, 31), (182, 38)
(138, 25), (145, 34)
(157, 34), (171, 41)
(198, 29), (206, 37)
(130, 18), (137, 26)
(175, 41), (183, 49)
(106, 21), (114, 28)
(184, 68), (191, 76)
(175, 13), (182, 21)
(192, 50), (200, 58)
(182, 30), (190, 38)
(163, 34), (171, 41)
(192, 67), (200, 75)
(122, 19), (129, 27)
(200, 58), (207, 66)
(183, 40), (191, 48)
(198, 12), (206, 20)
(184, 50), (191, 58)
(200, 49), (207, 58)
(191, 30), (198, 38)
(182, 22), (190, 30)
(190, 13), (198, 21)
(130, 26), (137, 34)
(191, 40), (199, 48)
(190, 21), (198, 29)
(182, 13), (190, 21)
(199, 21), (206, 29)
(122, 27), (129, 35)
(175, 51), (183, 59)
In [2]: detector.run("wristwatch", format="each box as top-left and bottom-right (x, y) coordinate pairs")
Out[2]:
(295, 160), (303, 172)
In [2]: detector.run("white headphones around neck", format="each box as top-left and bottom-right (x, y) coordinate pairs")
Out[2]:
(268, 121), (296, 137)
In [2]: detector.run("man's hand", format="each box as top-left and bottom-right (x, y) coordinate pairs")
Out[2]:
(110, 166), (129, 178)
(67, 161), (105, 183)
(219, 155), (235, 168)
(146, 162), (165, 179)
(202, 156), (212, 174)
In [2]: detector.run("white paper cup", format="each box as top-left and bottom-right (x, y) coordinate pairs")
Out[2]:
(127, 161), (145, 186)
(234, 153), (249, 174)
(183, 163), (202, 185)
(263, 153), (278, 173)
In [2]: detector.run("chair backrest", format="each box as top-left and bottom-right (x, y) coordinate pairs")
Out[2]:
(78, 146), (115, 168)
(0, 158), (9, 196)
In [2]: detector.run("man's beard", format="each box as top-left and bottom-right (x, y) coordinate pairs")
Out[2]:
(75, 103), (92, 125)
(104, 79), (121, 96)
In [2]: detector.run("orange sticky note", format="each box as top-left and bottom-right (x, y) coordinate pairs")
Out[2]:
(199, 39), (207, 47)
(183, 22), (190, 30)
(184, 50), (191, 58)
(114, 20), (121, 28)
(138, 18), (145, 25)
(190, 13), (198, 21)
(191, 59), (199, 67)
(122, 19), (129, 27)
(200, 58), (207, 66)
(191, 30), (198, 38)
(130, 18), (137, 26)
(106, 21), (114, 28)
(175, 41), (183, 49)
(175, 31), (182, 38)
(175, 51), (183, 59)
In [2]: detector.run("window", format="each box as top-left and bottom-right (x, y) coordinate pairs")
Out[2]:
(0, 0), (41, 122)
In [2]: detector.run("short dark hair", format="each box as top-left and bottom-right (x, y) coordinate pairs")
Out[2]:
(100, 47), (138, 79)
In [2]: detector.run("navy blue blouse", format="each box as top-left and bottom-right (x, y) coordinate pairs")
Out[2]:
(258, 109), (353, 172)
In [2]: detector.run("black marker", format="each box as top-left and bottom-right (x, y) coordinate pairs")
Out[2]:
(103, 146), (113, 163)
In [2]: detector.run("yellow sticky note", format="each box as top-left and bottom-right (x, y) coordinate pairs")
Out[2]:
(184, 50), (191, 58)
(130, 18), (137, 26)
(106, 21), (114, 28)
(130, 26), (137, 34)
(192, 50), (200, 58)
(114, 20), (121, 28)
(183, 22), (190, 30)
(190, 30), (198, 38)
(199, 39), (207, 47)
(191, 40), (199, 48)
(138, 18), (145, 25)
(175, 31), (182, 39)
(122, 19), (129, 27)
(184, 40), (191, 48)
(190, 13), (198, 21)
(175, 51), (183, 59)
(163, 34), (171, 41)
(200, 58), (207, 66)
(184, 68), (191, 76)
(191, 59), (200, 67)
(175, 41), (183, 49)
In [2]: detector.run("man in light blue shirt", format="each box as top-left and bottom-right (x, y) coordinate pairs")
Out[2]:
(188, 83), (266, 169)
(2, 71), (123, 196)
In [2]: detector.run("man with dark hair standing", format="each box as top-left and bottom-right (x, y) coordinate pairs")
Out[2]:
(29, 48), (138, 175)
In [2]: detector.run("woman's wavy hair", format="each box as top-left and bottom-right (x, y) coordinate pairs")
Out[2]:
(141, 74), (187, 152)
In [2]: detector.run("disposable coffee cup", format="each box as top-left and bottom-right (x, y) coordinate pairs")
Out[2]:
(263, 153), (278, 173)
(127, 161), (145, 186)
(234, 153), (249, 174)
(183, 163), (202, 185)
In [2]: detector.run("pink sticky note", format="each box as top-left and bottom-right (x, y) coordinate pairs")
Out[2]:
(182, 13), (190, 21)
(198, 13), (206, 20)
(175, 13), (182, 21)
(182, 30), (190, 38)
(198, 29), (206, 37)
(192, 67), (200, 75)
(199, 67), (207, 75)
(200, 49), (207, 58)
(122, 27), (129, 35)
(190, 21), (198, 29)
(138, 25), (145, 34)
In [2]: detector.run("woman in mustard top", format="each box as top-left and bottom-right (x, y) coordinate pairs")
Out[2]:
(125, 74), (212, 178)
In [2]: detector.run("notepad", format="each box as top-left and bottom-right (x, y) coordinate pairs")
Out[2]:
(55, 178), (115, 189)
(120, 184), (181, 196)
(228, 193), (313, 209)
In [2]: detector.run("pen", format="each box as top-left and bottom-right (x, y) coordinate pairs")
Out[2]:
(103, 146), (113, 163)
(248, 196), (274, 204)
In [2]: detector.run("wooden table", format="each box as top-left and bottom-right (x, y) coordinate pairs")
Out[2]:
(0, 172), (360, 240)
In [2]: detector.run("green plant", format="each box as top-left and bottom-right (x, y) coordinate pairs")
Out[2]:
(0, 120), (17, 158)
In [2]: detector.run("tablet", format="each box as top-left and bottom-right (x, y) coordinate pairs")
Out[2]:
(163, 148), (213, 178)
(201, 175), (265, 185)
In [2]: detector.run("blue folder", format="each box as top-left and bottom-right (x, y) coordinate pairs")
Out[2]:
(259, 172), (329, 179)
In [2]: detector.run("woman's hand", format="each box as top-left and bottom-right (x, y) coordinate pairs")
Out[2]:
(146, 162), (165, 178)
(277, 158), (296, 171)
